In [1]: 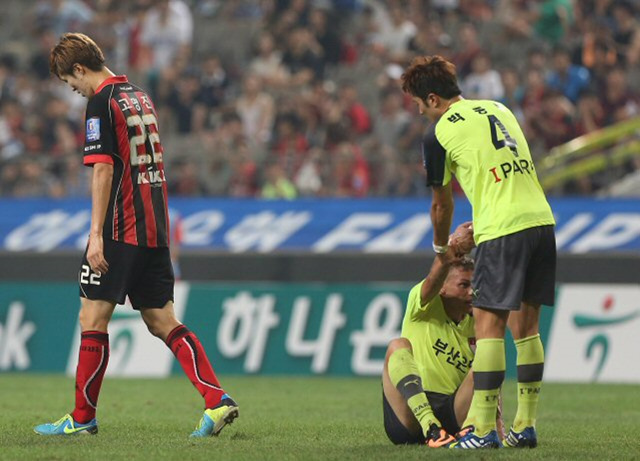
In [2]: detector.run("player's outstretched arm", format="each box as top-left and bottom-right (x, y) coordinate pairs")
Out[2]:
(420, 254), (454, 306)
(421, 221), (474, 306)
(430, 183), (454, 248)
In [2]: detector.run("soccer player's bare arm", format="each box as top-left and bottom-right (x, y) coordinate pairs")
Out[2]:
(420, 251), (453, 307)
(421, 221), (474, 307)
(87, 163), (113, 274)
(420, 113), (455, 250)
(431, 183), (454, 247)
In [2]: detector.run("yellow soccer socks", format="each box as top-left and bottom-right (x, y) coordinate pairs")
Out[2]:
(463, 338), (505, 437)
(388, 348), (438, 436)
(513, 334), (544, 432)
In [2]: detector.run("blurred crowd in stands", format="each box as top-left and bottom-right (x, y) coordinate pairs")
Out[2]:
(1, 0), (639, 198)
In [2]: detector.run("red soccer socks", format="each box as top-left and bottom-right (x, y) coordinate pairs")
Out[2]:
(72, 331), (109, 424)
(166, 325), (225, 409)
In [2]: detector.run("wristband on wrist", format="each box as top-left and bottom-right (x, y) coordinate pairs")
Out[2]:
(432, 242), (449, 254)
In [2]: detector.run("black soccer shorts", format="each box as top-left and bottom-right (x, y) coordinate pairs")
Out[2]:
(382, 389), (460, 444)
(472, 225), (556, 310)
(78, 239), (174, 309)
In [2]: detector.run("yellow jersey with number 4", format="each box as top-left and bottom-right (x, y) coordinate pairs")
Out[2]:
(422, 99), (555, 244)
(401, 281), (475, 395)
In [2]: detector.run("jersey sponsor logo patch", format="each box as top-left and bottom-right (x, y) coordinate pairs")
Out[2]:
(84, 144), (102, 152)
(86, 117), (101, 142)
(137, 169), (166, 185)
(488, 159), (534, 183)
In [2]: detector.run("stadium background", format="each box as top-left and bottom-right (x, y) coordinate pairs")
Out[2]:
(0, 1), (639, 456)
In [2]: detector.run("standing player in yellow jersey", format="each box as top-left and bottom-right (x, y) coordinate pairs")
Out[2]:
(401, 56), (556, 449)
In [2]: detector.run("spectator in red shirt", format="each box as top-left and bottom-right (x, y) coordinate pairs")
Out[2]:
(339, 80), (371, 135)
(332, 141), (370, 197)
(270, 113), (309, 177)
(600, 66), (639, 125)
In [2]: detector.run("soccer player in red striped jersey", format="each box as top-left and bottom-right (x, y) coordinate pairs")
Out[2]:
(34, 33), (238, 438)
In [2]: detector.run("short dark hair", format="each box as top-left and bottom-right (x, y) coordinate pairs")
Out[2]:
(401, 55), (461, 100)
(49, 33), (105, 78)
(450, 257), (474, 272)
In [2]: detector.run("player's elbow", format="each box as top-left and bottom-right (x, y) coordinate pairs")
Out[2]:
(431, 199), (453, 221)
(431, 184), (453, 209)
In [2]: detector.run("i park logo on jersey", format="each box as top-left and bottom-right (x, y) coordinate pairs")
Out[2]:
(488, 159), (535, 183)
(86, 117), (101, 142)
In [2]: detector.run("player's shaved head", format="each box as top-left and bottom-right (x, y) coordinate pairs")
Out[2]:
(50, 33), (105, 79)
(401, 55), (461, 101)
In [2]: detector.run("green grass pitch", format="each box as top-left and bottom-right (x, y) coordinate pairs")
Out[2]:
(1, 375), (638, 460)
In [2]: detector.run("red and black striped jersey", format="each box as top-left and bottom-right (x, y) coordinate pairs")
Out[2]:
(83, 75), (169, 247)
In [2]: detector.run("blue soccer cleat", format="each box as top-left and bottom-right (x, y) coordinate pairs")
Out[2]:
(34, 414), (98, 436)
(504, 426), (538, 448)
(449, 426), (502, 449)
(190, 394), (239, 438)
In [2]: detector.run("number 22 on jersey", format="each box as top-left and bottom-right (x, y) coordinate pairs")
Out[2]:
(127, 113), (163, 167)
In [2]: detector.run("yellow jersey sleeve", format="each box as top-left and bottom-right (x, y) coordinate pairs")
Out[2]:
(404, 280), (437, 321)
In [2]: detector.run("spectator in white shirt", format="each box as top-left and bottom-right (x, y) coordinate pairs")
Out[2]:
(140, 0), (193, 76)
(236, 74), (276, 146)
(463, 52), (505, 100)
(374, 5), (416, 61)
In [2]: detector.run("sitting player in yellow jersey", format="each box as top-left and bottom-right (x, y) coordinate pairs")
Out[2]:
(382, 222), (503, 447)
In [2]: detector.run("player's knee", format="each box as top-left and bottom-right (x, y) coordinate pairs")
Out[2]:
(508, 305), (540, 339)
(143, 318), (164, 338)
(474, 308), (509, 338)
(385, 338), (412, 361)
(78, 308), (108, 332)
(142, 313), (179, 341)
(509, 322), (539, 340)
(145, 322), (159, 337)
